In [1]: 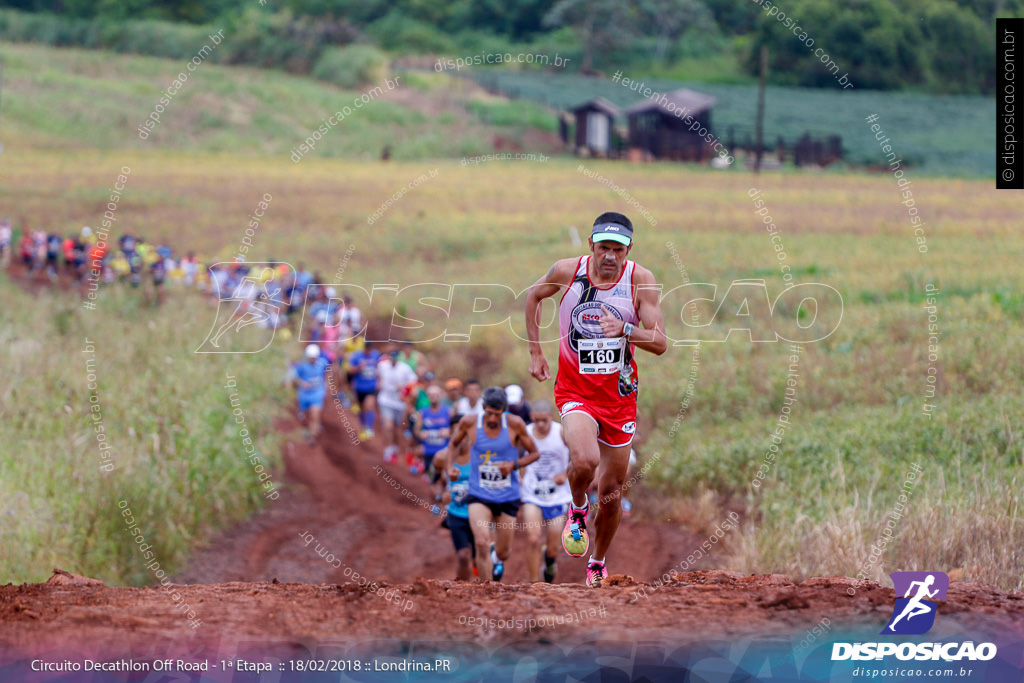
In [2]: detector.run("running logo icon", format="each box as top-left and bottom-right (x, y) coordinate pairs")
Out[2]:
(882, 571), (949, 635)
(195, 262), (289, 354)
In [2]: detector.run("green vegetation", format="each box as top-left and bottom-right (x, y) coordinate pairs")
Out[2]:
(664, 395), (1023, 592)
(2, 31), (991, 178)
(0, 0), (1013, 608)
(0, 7), (360, 73)
(1, 143), (1018, 591)
(311, 44), (390, 89)
(745, 0), (996, 94)
(470, 71), (996, 177)
(0, 0), (1011, 94)
(466, 97), (558, 132)
(0, 42), (541, 160)
(0, 277), (289, 585)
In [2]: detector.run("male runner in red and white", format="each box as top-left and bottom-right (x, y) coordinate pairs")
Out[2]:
(525, 211), (667, 587)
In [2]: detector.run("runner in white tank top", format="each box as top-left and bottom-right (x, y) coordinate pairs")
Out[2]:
(521, 400), (572, 583)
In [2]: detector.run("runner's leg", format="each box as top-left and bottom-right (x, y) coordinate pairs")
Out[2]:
(365, 394), (377, 436)
(546, 511), (565, 565)
(309, 405), (323, 440)
(521, 504), (543, 582)
(468, 503), (494, 579)
(449, 515), (474, 581)
(455, 544), (473, 581)
(494, 512), (516, 563)
(591, 441), (632, 561)
(562, 411), (600, 507)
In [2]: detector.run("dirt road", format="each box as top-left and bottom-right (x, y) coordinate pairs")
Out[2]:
(2, 347), (1023, 680)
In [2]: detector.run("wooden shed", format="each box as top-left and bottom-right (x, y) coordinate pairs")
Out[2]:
(568, 97), (623, 157)
(625, 88), (718, 162)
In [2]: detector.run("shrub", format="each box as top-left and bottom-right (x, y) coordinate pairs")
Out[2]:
(365, 10), (454, 53)
(312, 44), (389, 89)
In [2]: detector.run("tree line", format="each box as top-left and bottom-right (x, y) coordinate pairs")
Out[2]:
(0, 0), (1008, 94)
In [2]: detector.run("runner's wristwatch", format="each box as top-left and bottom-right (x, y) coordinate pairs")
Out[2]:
(622, 322), (635, 338)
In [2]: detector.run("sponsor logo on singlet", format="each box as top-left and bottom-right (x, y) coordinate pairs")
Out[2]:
(570, 301), (621, 351)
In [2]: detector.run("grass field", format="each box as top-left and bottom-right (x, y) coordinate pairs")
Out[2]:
(0, 41), (556, 160)
(2, 142), (1020, 591)
(471, 71), (997, 177)
(0, 276), (289, 585)
(2, 38), (994, 178)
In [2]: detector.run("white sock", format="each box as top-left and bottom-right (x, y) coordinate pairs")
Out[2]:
(589, 555), (605, 565)
(572, 497), (589, 510)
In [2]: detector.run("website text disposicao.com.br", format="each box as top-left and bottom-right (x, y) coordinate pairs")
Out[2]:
(833, 640), (995, 679)
(845, 665), (981, 679)
(435, 51), (570, 72)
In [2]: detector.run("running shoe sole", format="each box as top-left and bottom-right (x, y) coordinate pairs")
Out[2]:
(561, 509), (589, 557)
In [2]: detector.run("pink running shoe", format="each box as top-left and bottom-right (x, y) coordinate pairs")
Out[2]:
(586, 559), (608, 587)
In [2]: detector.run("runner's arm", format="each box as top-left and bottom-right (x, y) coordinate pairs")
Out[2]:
(512, 418), (541, 469)
(623, 266), (668, 354)
(525, 259), (574, 381)
(413, 411), (425, 440)
(433, 448), (453, 505)
(447, 434), (468, 481)
(449, 414), (473, 451)
(289, 365), (311, 390)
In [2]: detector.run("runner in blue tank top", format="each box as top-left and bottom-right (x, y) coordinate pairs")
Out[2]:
(449, 386), (540, 582)
(433, 423), (475, 581)
(415, 384), (451, 476)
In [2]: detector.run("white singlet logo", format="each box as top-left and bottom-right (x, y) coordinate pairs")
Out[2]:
(560, 401), (584, 416)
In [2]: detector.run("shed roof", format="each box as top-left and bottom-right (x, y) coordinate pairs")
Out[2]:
(625, 88), (717, 116)
(569, 97), (623, 118)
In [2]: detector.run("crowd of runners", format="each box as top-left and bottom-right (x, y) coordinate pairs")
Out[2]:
(286, 211), (665, 588)
(4, 221), (193, 298)
(6, 210), (666, 588)
(0, 220), (335, 320)
(289, 329), (641, 586)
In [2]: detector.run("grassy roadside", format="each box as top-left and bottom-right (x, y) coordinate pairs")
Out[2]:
(0, 277), (289, 585)
(2, 149), (1021, 592)
(645, 391), (1024, 592)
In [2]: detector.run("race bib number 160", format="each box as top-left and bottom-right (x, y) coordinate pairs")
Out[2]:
(578, 337), (625, 374)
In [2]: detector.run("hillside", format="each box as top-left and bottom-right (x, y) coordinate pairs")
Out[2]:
(473, 71), (997, 177)
(0, 41), (995, 176)
(0, 42), (560, 160)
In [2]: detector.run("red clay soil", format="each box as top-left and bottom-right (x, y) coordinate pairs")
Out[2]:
(3, 269), (1024, 677)
(3, 399), (1024, 669)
